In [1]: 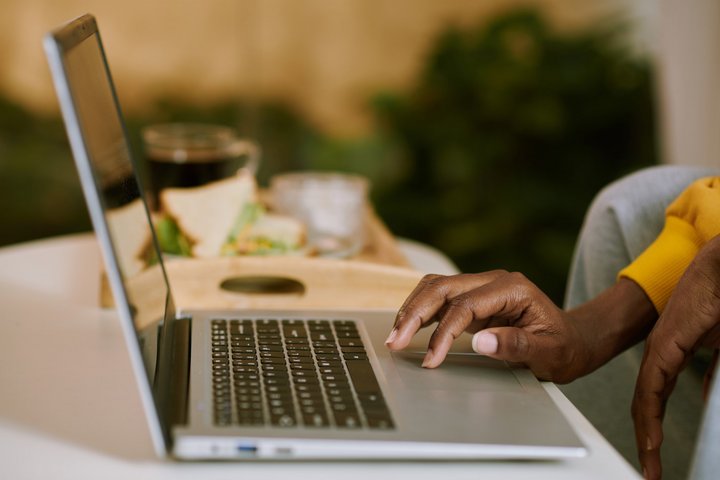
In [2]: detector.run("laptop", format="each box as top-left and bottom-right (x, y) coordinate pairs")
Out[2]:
(44, 14), (586, 460)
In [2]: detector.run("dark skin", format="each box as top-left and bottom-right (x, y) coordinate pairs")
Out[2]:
(386, 273), (657, 383)
(632, 235), (720, 480)
(387, 235), (720, 479)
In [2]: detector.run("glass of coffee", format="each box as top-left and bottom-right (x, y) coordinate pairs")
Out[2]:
(141, 123), (259, 210)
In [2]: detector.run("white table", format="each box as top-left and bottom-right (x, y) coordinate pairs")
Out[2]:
(0, 234), (640, 479)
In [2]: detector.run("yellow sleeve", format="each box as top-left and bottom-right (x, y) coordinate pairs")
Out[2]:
(619, 177), (720, 312)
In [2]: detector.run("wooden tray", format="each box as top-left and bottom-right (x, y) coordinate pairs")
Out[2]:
(100, 207), (422, 317)
(115, 257), (422, 329)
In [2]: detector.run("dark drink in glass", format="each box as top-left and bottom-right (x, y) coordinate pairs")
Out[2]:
(142, 123), (259, 210)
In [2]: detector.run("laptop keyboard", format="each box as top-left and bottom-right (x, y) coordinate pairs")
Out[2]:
(210, 318), (395, 430)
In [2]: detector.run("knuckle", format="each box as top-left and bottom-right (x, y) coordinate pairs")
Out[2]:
(428, 327), (451, 348)
(506, 271), (528, 283)
(435, 315), (464, 338)
(416, 274), (451, 297)
(486, 269), (509, 276)
(509, 272), (533, 293)
(432, 309), (473, 345)
(419, 273), (445, 287)
(428, 327), (445, 344)
(447, 293), (475, 311)
(646, 334), (685, 374)
(502, 271), (532, 296)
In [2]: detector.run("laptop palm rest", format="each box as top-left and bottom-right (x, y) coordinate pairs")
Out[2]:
(387, 327), (524, 392)
(390, 351), (523, 392)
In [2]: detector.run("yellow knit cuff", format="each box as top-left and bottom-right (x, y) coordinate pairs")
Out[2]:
(618, 216), (703, 313)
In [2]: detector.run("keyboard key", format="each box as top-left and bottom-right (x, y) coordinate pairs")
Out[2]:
(336, 331), (360, 339)
(315, 354), (341, 362)
(311, 332), (333, 342)
(345, 360), (380, 393)
(288, 357), (314, 366)
(334, 411), (361, 429)
(259, 345), (284, 352)
(340, 346), (366, 354)
(261, 357), (287, 365)
(367, 416), (394, 429)
(290, 364), (316, 371)
(343, 353), (368, 361)
(314, 348), (338, 355)
(286, 345), (311, 351)
(287, 350), (312, 358)
(304, 413), (329, 427)
(292, 377), (320, 387)
(308, 320), (330, 327)
(271, 414), (297, 427)
(283, 327), (307, 338)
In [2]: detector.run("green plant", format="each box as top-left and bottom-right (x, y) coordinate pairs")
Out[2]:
(371, 9), (658, 302)
(0, 97), (90, 246)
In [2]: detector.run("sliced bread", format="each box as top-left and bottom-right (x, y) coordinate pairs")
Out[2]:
(106, 198), (152, 276)
(159, 172), (258, 257)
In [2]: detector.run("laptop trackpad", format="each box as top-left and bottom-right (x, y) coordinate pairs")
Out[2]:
(390, 351), (523, 392)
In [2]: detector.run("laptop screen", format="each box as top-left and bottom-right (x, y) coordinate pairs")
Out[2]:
(46, 17), (174, 378)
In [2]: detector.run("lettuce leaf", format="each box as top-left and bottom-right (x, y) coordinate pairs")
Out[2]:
(155, 216), (193, 257)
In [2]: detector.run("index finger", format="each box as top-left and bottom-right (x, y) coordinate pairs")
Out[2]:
(632, 344), (671, 479)
(632, 328), (688, 480)
(386, 271), (506, 350)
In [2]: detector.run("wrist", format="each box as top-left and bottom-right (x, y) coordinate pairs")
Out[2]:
(568, 278), (657, 375)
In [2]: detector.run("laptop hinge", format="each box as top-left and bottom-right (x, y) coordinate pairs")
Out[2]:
(153, 316), (192, 440)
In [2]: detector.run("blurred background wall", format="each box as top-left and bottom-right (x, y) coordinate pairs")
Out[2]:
(2, 0), (651, 135)
(656, 0), (720, 168)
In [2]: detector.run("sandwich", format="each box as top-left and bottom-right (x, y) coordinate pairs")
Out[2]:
(156, 172), (307, 258)
(106, 197), (153, 276)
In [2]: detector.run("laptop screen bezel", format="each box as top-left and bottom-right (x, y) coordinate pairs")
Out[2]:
(44, 13), (176, 456)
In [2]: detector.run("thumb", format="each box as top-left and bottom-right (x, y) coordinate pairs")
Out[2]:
(472, 327), (534, 363)
(472, 327), (571, 382)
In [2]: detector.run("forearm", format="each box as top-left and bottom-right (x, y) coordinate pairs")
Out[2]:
(567, 278), (658, 375)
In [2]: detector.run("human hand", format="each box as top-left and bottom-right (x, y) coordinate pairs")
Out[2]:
(632, 237), (720, 480)
(384, 271), (594, 383)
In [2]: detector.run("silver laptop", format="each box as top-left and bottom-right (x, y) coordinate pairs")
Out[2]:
(44, 14), (586, 461)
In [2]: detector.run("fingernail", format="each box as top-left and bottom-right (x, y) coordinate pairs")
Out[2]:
(642, 467), (648, 479)
(422, 348), (435, 368)
(646, 436), (653, 451)
(473, 332), (498, 355)
(385, 328), (398, 345)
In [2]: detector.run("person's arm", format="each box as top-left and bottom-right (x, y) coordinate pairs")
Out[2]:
(632, 235), (720, 480)
(619, 177), (720, 313)
(386, 271), (657, 384)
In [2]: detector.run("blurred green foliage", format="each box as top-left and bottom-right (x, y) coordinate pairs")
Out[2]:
(0, 8), (657, 303)
(370, 9), (658, 301)
(0, 97), (90, 245)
